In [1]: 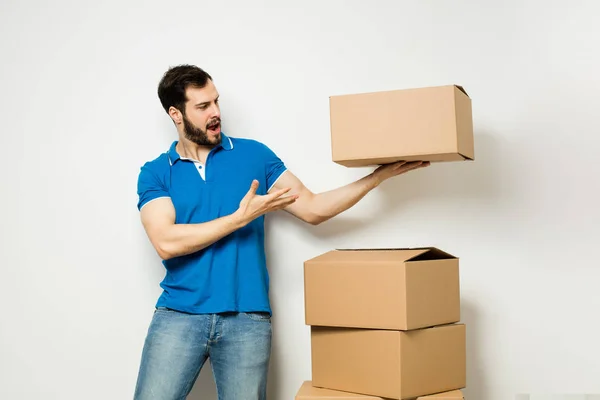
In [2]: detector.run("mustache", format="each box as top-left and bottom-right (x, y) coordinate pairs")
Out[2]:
(207, 118), (221, 127)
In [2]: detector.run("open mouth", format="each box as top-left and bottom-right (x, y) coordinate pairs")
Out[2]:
(207, 120), (221, 133)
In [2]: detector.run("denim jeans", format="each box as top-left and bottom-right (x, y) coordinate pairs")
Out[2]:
(133, 307), (272, 400)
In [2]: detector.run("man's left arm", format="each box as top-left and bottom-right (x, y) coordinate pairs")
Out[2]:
(269, 161), (429, 225)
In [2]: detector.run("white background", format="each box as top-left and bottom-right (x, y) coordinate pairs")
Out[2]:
(1, 1), (599, 399)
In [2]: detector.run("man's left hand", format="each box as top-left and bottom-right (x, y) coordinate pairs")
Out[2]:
(371, 160), (430, 187)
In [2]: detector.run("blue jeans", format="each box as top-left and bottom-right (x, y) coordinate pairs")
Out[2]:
(133, 307), (272, 400)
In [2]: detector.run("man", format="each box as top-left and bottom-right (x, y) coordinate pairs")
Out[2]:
(133, 64), (429, 400)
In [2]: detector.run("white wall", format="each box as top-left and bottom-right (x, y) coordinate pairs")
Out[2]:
(1, 0), (599, 399)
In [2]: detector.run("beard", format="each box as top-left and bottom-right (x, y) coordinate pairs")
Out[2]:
(182, 114), (222, 146)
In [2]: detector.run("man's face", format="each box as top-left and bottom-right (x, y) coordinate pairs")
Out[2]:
(181, 80), (221, 146)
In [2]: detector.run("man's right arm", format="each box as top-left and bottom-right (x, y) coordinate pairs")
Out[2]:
(139, 179), (297, 260)
(140, 197), (245, 260)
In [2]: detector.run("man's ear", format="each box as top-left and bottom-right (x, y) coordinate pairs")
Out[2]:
(169, 106), (183, 125)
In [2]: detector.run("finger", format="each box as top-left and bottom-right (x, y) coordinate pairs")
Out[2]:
(395, 161), (421, 171)
(273, 194), (298, 204)
(407, 162), (425, 171)
(267, 187), (292, 200)
(272, 200), (297, 211)
(391, 161), (408, 168)
(241, 180), (259, 202)
(248, 179), (259, 193)
(393, 160), (417, 169)
(270, 195), (298, 209)
(397, 162), (426, 173)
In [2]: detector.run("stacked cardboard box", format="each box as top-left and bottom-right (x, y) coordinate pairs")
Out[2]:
(295, 85), (474, 400)
(295, 381), (465, 399)
(296, 248), (466, 399)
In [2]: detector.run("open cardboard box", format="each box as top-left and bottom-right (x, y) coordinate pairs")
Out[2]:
(329, 84), (474, 167)
(304, 247), (460, 330)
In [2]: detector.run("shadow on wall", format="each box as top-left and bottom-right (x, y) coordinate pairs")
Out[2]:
(304, 132), (509, 239)
(267, 329), (283, 400)
(188, 361), (217, 400)
(461, 298), (487, 400)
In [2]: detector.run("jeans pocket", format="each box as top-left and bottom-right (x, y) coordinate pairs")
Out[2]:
(244, 312), (271, 322)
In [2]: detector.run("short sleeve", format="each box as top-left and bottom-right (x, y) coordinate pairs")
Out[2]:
(259, 143), (287, 192)
(137, 164), (170, 211)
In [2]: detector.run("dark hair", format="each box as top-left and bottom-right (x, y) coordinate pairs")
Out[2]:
(157, 64), (213, 114)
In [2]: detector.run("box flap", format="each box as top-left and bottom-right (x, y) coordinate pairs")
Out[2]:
(405, 247), (457, 262)
(457, 151), (474, 161)
(305, 248), (457, 265)
(454, 85), (469, 97)
(416, 389), (464, 399)
(296, 380), (384, 399)
(328, 248), (431, 263)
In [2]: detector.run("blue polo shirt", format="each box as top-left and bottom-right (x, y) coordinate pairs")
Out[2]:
(136, 133), (287, 315)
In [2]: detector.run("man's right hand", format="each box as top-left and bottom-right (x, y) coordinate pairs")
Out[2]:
(234, 179), (299, 226)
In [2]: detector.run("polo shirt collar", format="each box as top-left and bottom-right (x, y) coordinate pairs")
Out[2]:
(220, 132), (234, 151)
(167, 132), (234, 166)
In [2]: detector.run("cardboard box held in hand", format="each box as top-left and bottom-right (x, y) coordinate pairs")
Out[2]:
(329, 84), (474, 167)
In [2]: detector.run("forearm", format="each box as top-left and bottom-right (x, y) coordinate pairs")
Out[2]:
(156, 214), (245, 260)
(306, 173), (379, 224)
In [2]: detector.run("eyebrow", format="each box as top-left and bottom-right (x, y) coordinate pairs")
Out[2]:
(195, 95), (219, 107)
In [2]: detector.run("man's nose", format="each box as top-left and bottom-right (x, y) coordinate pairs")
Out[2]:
(211, 103), (221, 118)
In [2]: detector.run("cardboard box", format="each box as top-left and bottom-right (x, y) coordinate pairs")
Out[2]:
(329, 84), (474, 167)
(418, 390), (464, 399)
(311, 324), (466, 399)
(304, 247), (460, 330)
(295, 381), (464, 399)
(295, 381), (384, 399)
